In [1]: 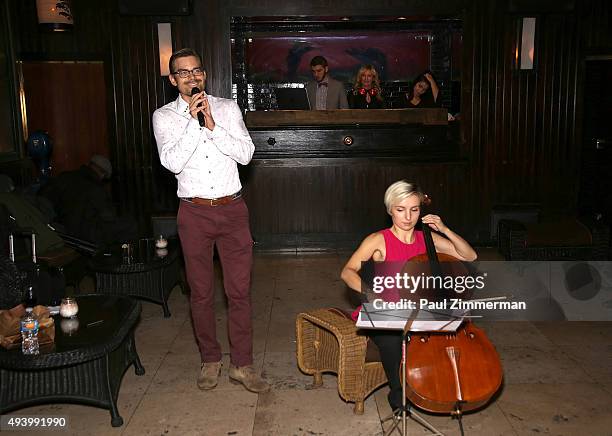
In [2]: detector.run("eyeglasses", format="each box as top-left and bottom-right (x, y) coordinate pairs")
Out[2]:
(172, 67), (204, 78)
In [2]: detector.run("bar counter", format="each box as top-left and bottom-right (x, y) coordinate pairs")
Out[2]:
(240, 109), (468, 251)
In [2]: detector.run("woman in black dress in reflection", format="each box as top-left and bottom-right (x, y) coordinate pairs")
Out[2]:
(348, 65), (386, 109)
(397, 72), (440, 108)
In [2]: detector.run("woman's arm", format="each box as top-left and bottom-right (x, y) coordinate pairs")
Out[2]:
(422, 214), (477, 261)
(340, 232), (384, 293)
(425, 73), (440, 103)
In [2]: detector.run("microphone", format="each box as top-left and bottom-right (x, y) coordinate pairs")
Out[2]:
(191, 87), (206, 128)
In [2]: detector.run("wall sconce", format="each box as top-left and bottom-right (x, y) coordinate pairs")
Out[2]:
(36, 0), (74, 31)
(157, 23), (173, 76)
(516, 17), (536, 70)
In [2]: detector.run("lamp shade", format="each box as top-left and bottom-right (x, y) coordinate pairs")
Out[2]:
(157, 23), (173, 76)
(519, 17), (536, 70)
(36, 0), (74, 32)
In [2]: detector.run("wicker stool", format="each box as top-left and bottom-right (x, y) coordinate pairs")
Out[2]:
(296, 308), (387, 414)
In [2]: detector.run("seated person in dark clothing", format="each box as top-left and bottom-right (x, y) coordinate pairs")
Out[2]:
(347, 65), (386, 109)
(0, 175), (64, 255)
(39, 155), (138, 246)
(397, 71), (440, 108)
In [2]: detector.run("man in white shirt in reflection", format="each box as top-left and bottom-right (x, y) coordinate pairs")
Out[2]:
(305, 55), (349, 110)
(152, 48), (269, 394)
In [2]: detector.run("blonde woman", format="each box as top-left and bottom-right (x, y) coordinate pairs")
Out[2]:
(340, 180), (476, 411)
(347, 64), (385, 109)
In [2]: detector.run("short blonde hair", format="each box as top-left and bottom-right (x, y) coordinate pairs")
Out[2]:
(383, 180), (425, 213)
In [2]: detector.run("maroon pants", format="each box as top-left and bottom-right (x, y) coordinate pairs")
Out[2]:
(177, 198), (253, 367)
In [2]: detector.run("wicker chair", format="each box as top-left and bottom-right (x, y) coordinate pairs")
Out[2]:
(296, 308), (387, 414)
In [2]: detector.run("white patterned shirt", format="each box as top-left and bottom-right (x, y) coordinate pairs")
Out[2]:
(152, 94), (254, 199)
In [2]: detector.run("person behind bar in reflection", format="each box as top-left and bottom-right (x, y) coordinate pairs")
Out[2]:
(397, 71), (440, 108)
(152, 48), (270, 394)
(305, 56), (349, 110)
(340, 180), (476, 411)
(348, 64), (386, 109)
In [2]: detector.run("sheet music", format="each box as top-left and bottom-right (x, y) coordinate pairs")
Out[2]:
(356, 303), (467, 332)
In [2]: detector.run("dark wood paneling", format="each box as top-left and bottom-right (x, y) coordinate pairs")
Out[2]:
(582, 0), (612, 52)
(461, 1), (585, 240)
(242, 158), (468, 250)
(249, 127), (451, 157)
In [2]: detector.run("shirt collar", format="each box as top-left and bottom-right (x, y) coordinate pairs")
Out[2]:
(175, 95), (190, 116)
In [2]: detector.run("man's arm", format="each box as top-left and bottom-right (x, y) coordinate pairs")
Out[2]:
(206, 101), (255, 165)
(152, 109), (202, 174)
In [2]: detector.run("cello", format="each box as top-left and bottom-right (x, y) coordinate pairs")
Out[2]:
(401, 208), (503, 425)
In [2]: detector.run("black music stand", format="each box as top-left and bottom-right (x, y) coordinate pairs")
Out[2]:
(381, 331), (443, 436)
(357, 304), (463, 436)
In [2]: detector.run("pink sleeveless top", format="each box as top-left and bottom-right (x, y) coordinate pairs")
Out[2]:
(381, 228), (426, 261)
(351, 229), (427, 321)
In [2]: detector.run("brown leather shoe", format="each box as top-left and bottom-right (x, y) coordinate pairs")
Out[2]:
(197, 361), (222, 390)
(228, 365), (271, 393)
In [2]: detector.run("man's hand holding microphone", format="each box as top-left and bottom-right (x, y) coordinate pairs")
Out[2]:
(189, 87), (215, 130)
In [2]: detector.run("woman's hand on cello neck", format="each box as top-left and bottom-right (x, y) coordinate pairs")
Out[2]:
(422, 214), (478, 262)
(421, 214), (449, 234)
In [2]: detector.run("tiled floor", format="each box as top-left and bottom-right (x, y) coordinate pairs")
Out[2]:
(5, 250), (612, 435)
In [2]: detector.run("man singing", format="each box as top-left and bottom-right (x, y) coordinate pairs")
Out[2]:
(305, 56), (349, 110)
(152, 48), (269, 393)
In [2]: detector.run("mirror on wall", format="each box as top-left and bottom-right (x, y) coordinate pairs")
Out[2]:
(230, 16), (462, 113)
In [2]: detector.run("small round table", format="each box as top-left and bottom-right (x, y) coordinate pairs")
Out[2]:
(0, 295), (144, 427)
(89, 238), (181, 317)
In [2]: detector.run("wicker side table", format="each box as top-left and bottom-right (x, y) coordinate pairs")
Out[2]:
(0, 295), (144, 427)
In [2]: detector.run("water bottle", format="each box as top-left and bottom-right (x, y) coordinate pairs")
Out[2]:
(20, 308), (40, 355)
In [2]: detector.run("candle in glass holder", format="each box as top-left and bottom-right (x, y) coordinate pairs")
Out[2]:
(60, 317), (80, 335)
(60, 297), (79, 318)
(155, 235), (168, 249)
